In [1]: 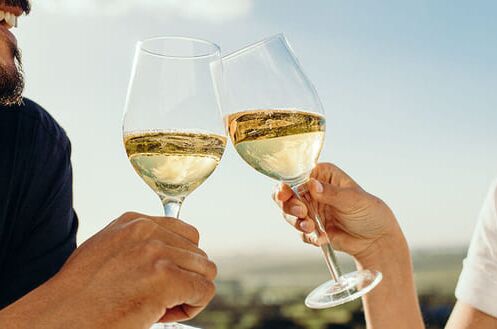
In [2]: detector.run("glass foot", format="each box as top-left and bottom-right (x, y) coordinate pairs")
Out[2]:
(150, 323), (201, 329)
(305, 269), (383, 309)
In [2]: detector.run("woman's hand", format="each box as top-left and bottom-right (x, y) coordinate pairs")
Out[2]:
(275, 163), (424, 329)
(274, 163), (401, 262)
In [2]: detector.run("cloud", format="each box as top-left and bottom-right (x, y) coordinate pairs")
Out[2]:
(35, 0), (253, 22)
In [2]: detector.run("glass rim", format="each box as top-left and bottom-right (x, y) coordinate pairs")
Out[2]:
(138, 36), (221, 60)
(222, 33), (286, 61)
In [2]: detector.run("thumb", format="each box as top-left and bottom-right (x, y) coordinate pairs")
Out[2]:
(307, 178), (360, 211)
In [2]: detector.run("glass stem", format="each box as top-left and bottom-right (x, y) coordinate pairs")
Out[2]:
(162, 198), (184, 218)
(292, 182), (342, 282)
(160, 198), (185, 329)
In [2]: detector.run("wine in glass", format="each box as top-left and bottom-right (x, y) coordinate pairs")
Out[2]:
(123, 36), (226, 329)
(221, 34), (382, 308)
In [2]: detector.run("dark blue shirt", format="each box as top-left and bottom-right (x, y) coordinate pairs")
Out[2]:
(0, 98), (78, 308)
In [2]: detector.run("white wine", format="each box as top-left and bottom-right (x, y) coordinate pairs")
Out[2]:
(124, 131), (226, 199)
(227, 109), (325, 183)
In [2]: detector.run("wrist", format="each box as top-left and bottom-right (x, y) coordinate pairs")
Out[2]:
(0, 289), (44, 328)
(355, 224), (411, 273)
(0, 276), (76, 329)
(355, 225), (424, 329)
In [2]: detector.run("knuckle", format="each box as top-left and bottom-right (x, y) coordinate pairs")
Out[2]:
(326, 162), (338, 170)
(167, 218), (200, 244)
(205, 259), (218, 280)
(126, 218), (156, 238)
(153, 259), (177, 278)
(204, 280), (216, 299)
(187, 225), (200, 244)
(120, 211), (141, 221)
(193, 277), (216, 301)
(196, 247), (208, 258)
(142, 239), (165, 257)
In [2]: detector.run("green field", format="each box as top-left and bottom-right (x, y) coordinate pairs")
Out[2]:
(184, 248), (465, 328)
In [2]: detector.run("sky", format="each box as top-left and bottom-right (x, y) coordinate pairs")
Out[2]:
(14, 0), (497, 258)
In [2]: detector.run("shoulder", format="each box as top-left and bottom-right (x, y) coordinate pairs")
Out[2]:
(0, 97), (70, 150)
(471, 179), (497, 241)
(482, 178), (497, 221)
(490, 178), (497, 204)
(455, 178), (497, 317)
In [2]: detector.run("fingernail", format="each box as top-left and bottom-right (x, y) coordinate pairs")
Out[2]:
(272, 184), (283, 201)
(290, 205), (304, 217)
(312, 179), (323, 193)
(300, 221), (311, 232)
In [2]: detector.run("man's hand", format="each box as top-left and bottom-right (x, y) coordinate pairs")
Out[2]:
(0, 212), (217, 329)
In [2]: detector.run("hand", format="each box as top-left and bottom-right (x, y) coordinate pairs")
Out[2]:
(275, 163), (425, 329)
(274, 163), (401, 262)
(1, 212), (217, 329)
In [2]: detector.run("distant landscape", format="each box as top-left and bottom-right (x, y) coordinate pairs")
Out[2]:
(186, 248), (466, 329)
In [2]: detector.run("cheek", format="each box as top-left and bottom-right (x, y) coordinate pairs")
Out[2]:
(0, 43), (15, 67)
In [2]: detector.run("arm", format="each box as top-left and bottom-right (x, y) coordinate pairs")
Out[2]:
(275, 163), (424, 329)
(446, 302), (497, 329)
(0, 212), (217, 329)
(357, 230), (424, 329)
(446, 180), (497, 329)
(0, 276), (75, 329)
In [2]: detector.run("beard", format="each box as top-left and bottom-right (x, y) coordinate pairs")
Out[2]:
(0, 0), (30, 106)
(0, 46), (24, 106)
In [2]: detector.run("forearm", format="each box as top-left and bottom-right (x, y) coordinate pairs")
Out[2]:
(446, 301), (497, 329)
(356, 228), (425, 329)
(0, 277), (80, 329)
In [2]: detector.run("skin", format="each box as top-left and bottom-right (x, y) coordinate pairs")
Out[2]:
(275, 163), (497, 329)
(1, 1), (216, 328)
(447, 302), (497, 329)
(0, 212), (217, 329)
(0, 2), (27, 105)
(0, 3), (22, 67)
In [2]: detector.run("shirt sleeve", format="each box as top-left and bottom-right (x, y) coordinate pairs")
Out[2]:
(0, 100), (78, 308)
(455, 179), (497, 317)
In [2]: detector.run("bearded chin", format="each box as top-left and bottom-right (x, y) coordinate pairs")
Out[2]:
(0, 48), (25, 106)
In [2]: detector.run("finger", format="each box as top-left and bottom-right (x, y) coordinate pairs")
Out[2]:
(272, 184), (281, 204)
(326, 226), (348, 252)
(158, 305), (191, 323)
(311, 162), (360, 189)
(283, 213), (298, 226)
(151, 227), (206, 257)
(301, 232), (319, 246)
(118, 212), (200, 245)
(283, 211), (315, 234)
(160, 245), (217, 281)
(307, 178), (360, 210)
(149, 217), (200, 245)
(159, 304), (208, 323)
(132, 215), (200, 245)
(298, 218), (315, 233)
(272, 183), (294, 203)
(157, 263), (216, 320)
(301, 225), (349, 252)
(281, 197), (308, 218)
(124, 218), (206, 256)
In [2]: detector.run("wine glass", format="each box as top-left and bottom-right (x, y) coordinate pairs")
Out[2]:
(220, 34), (382, 308)
(122, 36), (226, 329)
